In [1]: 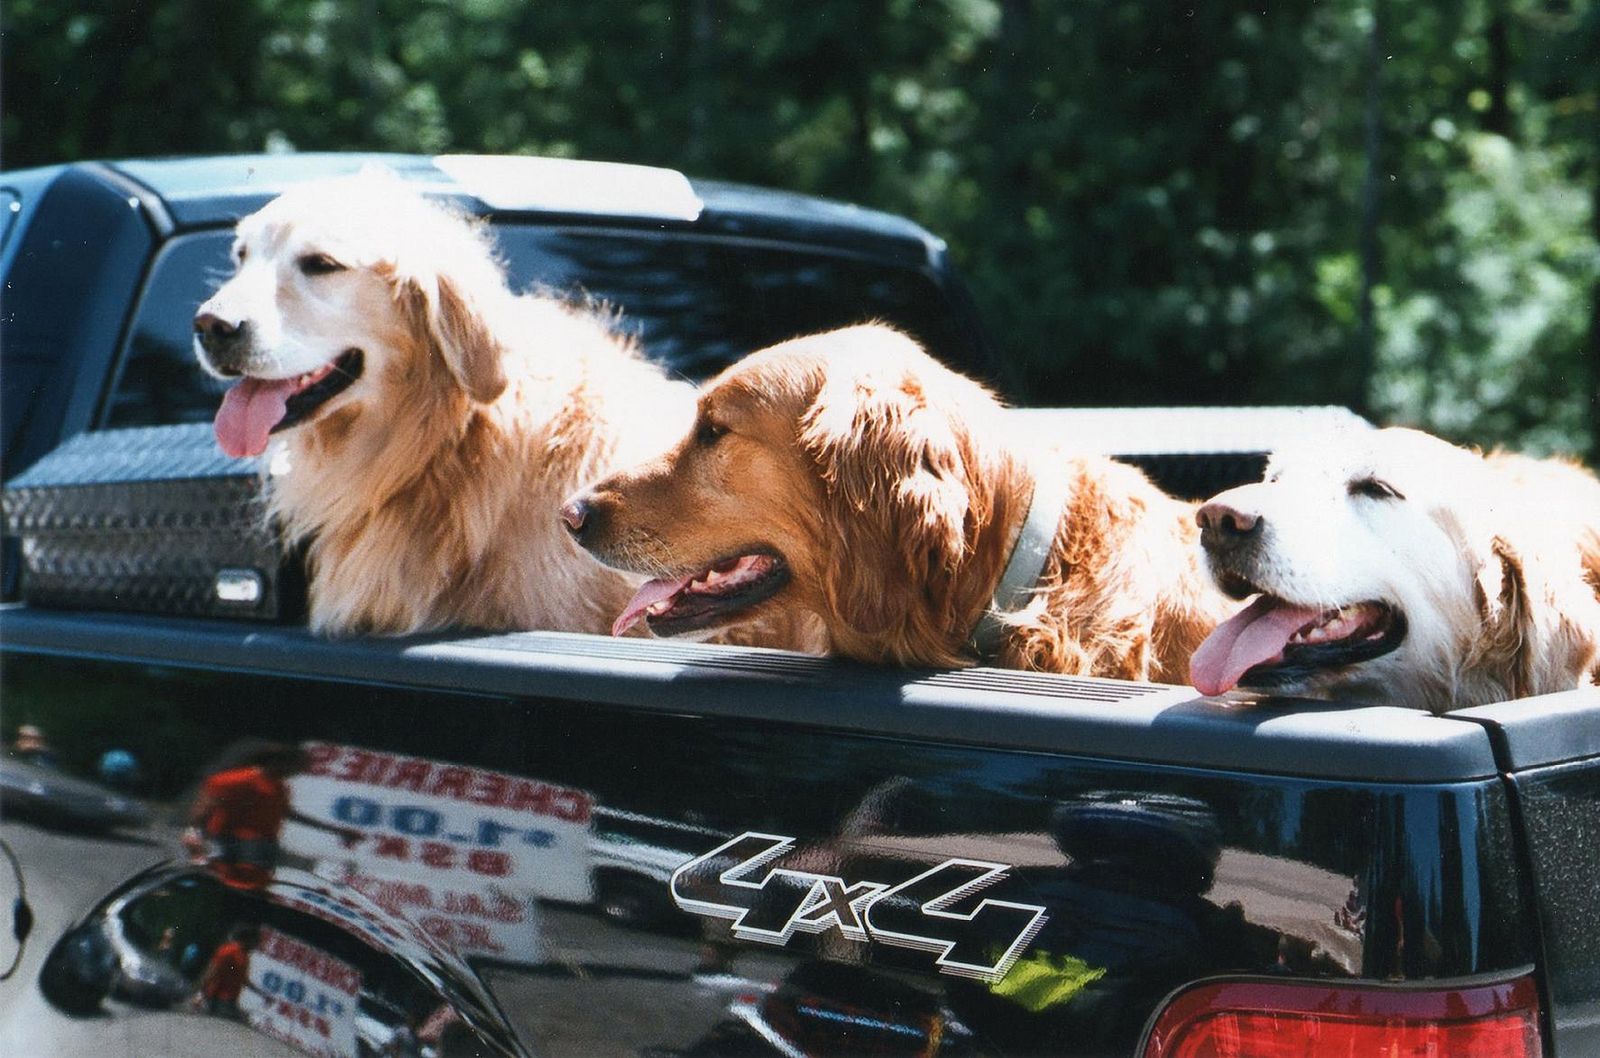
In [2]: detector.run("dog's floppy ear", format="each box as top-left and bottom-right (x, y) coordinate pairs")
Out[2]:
(1472, 536), (1537, 700)
(801, 366), (974, 638)
(1580, 526), (1600, 597)
(377, 189), (511, 404)
(422, 270), (509, 403)
(1471, 532), (1600, 699)
(394, 260), (510, 404)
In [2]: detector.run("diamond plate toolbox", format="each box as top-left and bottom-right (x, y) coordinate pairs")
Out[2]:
(2, 424), (305, 621)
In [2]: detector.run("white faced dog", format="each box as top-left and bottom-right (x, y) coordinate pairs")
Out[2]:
(1191, 427), (1600, 712)
(192, 170), (698, 636)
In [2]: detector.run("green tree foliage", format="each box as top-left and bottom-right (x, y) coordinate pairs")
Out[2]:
(3, 0), (1595, 454)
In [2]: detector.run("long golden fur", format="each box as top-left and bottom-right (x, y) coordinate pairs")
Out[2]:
(195, 172), (699, 636)
(567, 325), (1232, 679)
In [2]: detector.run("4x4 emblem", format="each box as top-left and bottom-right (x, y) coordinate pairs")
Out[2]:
(671, 832), (1048, 982)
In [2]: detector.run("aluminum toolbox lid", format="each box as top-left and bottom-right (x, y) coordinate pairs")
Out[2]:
(4, 423), (257, 488)
(1009, 405), (1371, 458)
(1, 424), (294, 621)
(1007, 406), (1372, 500)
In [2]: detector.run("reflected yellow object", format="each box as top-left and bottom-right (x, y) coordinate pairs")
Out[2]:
(989, 950), (1108, 1013)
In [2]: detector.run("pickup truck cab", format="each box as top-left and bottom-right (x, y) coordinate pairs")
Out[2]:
(2, 155), (1597, 1058)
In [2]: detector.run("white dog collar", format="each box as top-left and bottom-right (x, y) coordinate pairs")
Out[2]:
(969, 466), (1070, 660)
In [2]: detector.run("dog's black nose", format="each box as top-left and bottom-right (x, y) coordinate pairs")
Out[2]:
(560, 498), (591, 540)
(1197, 500), (1262, 548)
(194, 312), (250, 373)
(194, 312), (242, 344)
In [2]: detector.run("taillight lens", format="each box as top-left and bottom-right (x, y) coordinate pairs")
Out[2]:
(1141, 976), (1543, 1058)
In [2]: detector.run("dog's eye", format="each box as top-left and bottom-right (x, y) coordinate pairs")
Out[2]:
(695, 419), (727, 447)
(298, 253), (347, 277)
(1349, 477), (1403, 500)
(234, 246), (247, 265)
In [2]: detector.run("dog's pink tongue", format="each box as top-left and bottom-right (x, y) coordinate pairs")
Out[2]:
(215, 377), (297, 458)
(1190, 595), (1322, 696)
(612, 575), (694, 637)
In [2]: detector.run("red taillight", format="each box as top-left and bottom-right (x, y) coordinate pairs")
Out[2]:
(1141, 976), (1543, 1058)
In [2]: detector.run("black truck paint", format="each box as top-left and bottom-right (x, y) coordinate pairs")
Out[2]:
(1, 155), (1596, 1057)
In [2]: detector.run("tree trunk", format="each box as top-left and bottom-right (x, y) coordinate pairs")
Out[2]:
(843, 2), (882, 192)
(685, 0), (714, 168)
(995, 0), (1030, 191)
(1354, 1), (1384, 419)
(1588, 165), (1600, 465)
(1484, 0), (1513, 139)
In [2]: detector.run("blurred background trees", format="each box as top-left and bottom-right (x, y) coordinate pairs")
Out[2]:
(4, 0), (1596, 456)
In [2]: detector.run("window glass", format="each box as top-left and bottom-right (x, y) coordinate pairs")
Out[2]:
(102, 225), (983, 430)
(103, 234), (235, 429)
(0, 190), (21, 253)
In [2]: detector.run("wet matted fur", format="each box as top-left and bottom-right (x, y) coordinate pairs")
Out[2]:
(1192, 426), (1600, 711)
(568, 325), (1232, 680)
(194, 172), (699, 636)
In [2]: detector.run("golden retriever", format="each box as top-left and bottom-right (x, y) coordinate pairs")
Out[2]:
(192, 171), (699, 636)
(561, 325), (1232, 679)
(1192, 426), (1600, 711)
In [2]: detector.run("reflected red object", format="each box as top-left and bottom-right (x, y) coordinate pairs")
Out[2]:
(199, 766), (290, 842)
(1141, 975), (1542, 1058)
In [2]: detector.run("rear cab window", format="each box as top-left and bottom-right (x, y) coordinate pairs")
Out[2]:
(101, 222), (986, 430)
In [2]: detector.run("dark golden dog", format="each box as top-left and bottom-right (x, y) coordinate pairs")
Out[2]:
(563, 325), (1231, 679)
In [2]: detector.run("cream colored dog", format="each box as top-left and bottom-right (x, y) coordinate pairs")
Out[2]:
(1192, 427), (1600, 711)
(193, 171), (697, 636)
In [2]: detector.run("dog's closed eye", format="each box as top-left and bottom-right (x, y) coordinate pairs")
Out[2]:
(694, 418), (727, 447)
(298, 253), (347, 277)
(1348, 477), (1404, 501)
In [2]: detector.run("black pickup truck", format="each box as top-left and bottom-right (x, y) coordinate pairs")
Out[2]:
(1, 155), (1597, 1058)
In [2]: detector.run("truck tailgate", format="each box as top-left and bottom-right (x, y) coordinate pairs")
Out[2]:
(1, 607), (1540, 1056)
